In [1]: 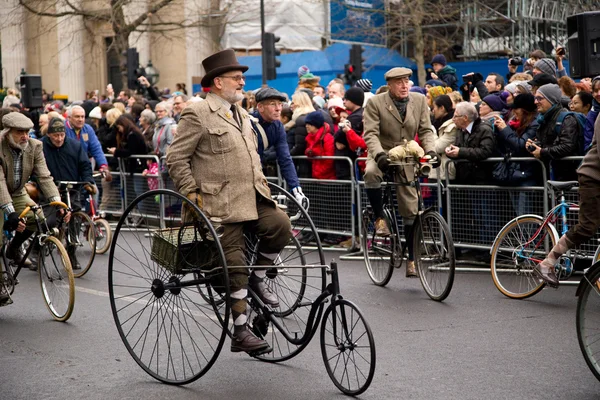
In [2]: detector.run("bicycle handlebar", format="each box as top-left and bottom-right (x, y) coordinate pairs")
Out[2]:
(19, 201), (69, 219)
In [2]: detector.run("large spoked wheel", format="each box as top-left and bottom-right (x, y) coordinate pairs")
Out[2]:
(248, 182), (327, 363)
(92, 218), (112, 254)
(108, 189), (230, 385)
(490, 216), (554, 299)
(1, 244), (16, 295)
(38, 236), (75, 322)
(320, 298), (376, 396)
(362, 208), (398, 286)
(413, 210), (455, 302)
(69, 211), (96, 278)
(577, 263), (600, 381)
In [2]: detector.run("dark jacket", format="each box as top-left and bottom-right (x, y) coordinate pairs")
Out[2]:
(42, 136), (94, 185)
(536, 105), (580, 181)
(253, 112), (300, 189)
(437, 65), (459, 91)
(496, 116), (541, 184)
(114, 130), (148, 174)
(96, 118), (119, 170)
(289, 114), (311, 178)
(584, 101), (599, 151)
(454, 118), (495, 183)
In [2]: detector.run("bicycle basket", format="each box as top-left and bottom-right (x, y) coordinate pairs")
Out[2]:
(150, 225), (219, 274)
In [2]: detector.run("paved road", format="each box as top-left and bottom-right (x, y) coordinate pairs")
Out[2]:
(1, 245), (599, 400)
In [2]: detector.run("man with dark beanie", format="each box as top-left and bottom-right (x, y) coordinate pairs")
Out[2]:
(334, 87), (364, 180)
(363, 67), (438, 278)
(535, 110), (600, 287)
(526, 83), (581, 182)
(430, 54), (458, 91)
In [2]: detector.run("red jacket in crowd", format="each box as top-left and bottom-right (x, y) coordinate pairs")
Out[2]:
(305, 122), (336, 180)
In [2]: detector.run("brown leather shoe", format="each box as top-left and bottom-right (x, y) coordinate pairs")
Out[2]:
(231, 325), (272, 355)
(375, 218), (391, 237)
(406, 260), (418, 278)
(249, 274), (279, 308)
(533, 266), (559, 288)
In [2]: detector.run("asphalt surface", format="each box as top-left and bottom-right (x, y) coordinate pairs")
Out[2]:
(1, 244), (600, 400)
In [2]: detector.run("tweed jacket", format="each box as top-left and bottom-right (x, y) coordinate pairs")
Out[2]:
(0, 134), (59, 207)
(363, 92), (436, 159)
(166, 92), (273, 223)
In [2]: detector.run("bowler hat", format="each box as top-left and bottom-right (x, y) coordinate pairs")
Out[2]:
(201, 49), (249, 88)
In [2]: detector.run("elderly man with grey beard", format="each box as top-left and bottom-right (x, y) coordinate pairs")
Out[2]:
(0, 112), (66, 277)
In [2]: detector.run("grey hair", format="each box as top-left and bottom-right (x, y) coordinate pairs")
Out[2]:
(67, 105), (85, 117)
(155, 101), (172, 115)
(175, 94), (189, 102)
(455, 101), (478, 122)
(140, 109), (156, 125)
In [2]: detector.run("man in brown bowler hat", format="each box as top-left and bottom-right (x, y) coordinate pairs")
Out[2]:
(167, 49), (291, 355)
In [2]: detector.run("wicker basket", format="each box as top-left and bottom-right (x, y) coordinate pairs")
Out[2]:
(151, 226), (214, 273)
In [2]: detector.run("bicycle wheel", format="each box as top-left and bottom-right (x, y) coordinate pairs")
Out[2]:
(577, 263), (600, 381)
(490, 216), (555, 299)
(38, 236), (75, 322)
(413, 211), (455, 302)
(362, 208), (398, 286)
(108, 189), (230, 385)
(92, 218), (112, 254)
(320, 298), (376, 396)
(249, 182), (327, 363)
(69, 211), (96, 278)
(1, 243), (16, 295)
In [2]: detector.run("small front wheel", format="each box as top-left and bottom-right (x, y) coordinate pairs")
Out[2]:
(413, 211), (455, 301)
(38, 236), (75, 321)
(320, 298), (376, 396)
(92, 218), (112, 254)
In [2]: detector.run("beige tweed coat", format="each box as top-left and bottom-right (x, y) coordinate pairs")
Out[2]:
(166, 92), (273, 223)
(0, 134), (59, 207)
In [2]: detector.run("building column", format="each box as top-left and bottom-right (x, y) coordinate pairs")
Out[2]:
(124, 0), (150, 67)
(0, 0), (27, 90)
(185, 0), (217, 94)
(56, 1), (86, 101)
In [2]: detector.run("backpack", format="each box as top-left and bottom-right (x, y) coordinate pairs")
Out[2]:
(554, 111), (587, 155)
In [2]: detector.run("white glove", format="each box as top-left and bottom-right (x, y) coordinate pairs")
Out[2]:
(292, 186), (309, 211)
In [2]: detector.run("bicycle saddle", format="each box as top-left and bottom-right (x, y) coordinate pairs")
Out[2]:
(547, 180), (578, 191)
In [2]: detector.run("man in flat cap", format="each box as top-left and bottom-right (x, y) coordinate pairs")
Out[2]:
(363, 67), (438, 278)
(252, 87), (308, 208)
(167, 49), (291, 355)
(0, 113), (63, 270)
(42, 117), (95, 270)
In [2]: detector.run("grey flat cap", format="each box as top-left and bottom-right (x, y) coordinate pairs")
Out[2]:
(2, 112), (33, 130)
(384, 67), (412, 81)
(255, 87), (287, 103)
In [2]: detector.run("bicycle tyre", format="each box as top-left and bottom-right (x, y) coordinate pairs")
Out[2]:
(38, 236), (75, 322)
(413, 210), (455, 302)
(93, 218), (112, 255)
(1, 243), (16, 295)
(320, 298), (376, 396)
(490, 216), (554, 299)
(362, 208), (397, 286)
(576, 263), (600, 381)
(108, 189), (229, 385)
(70, 211), (96, 278)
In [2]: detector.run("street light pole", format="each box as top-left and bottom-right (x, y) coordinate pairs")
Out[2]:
(260, 0), (266, 86)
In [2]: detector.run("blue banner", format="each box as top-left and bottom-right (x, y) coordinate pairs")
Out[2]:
(330, 0), (386, 45)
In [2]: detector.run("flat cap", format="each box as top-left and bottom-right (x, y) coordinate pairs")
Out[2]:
(384, 67), (412, 81)
(2, 112), (33, 130)
(255, 87), (287, 103)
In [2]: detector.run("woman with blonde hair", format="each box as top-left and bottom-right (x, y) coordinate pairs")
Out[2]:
(99, 107), (122, 212)
(288, 91), (316, 178)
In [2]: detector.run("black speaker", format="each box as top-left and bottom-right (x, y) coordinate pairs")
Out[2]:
(567, 11), (600, 79)
(19, 74), (43, 109)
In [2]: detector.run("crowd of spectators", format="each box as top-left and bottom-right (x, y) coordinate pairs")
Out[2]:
(1, 47), (599, 243)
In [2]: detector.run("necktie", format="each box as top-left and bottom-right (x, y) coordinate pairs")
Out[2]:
(230, 105), (240, 127)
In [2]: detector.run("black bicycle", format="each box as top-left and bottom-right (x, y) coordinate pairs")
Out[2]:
(576, 260), (600, 381)
(361, 157), (456, 301)
(108, 185), (376, 395)
(0, 201), (75, 321)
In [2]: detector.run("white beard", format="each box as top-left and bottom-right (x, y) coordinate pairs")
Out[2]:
(7, 132), (29, 151)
